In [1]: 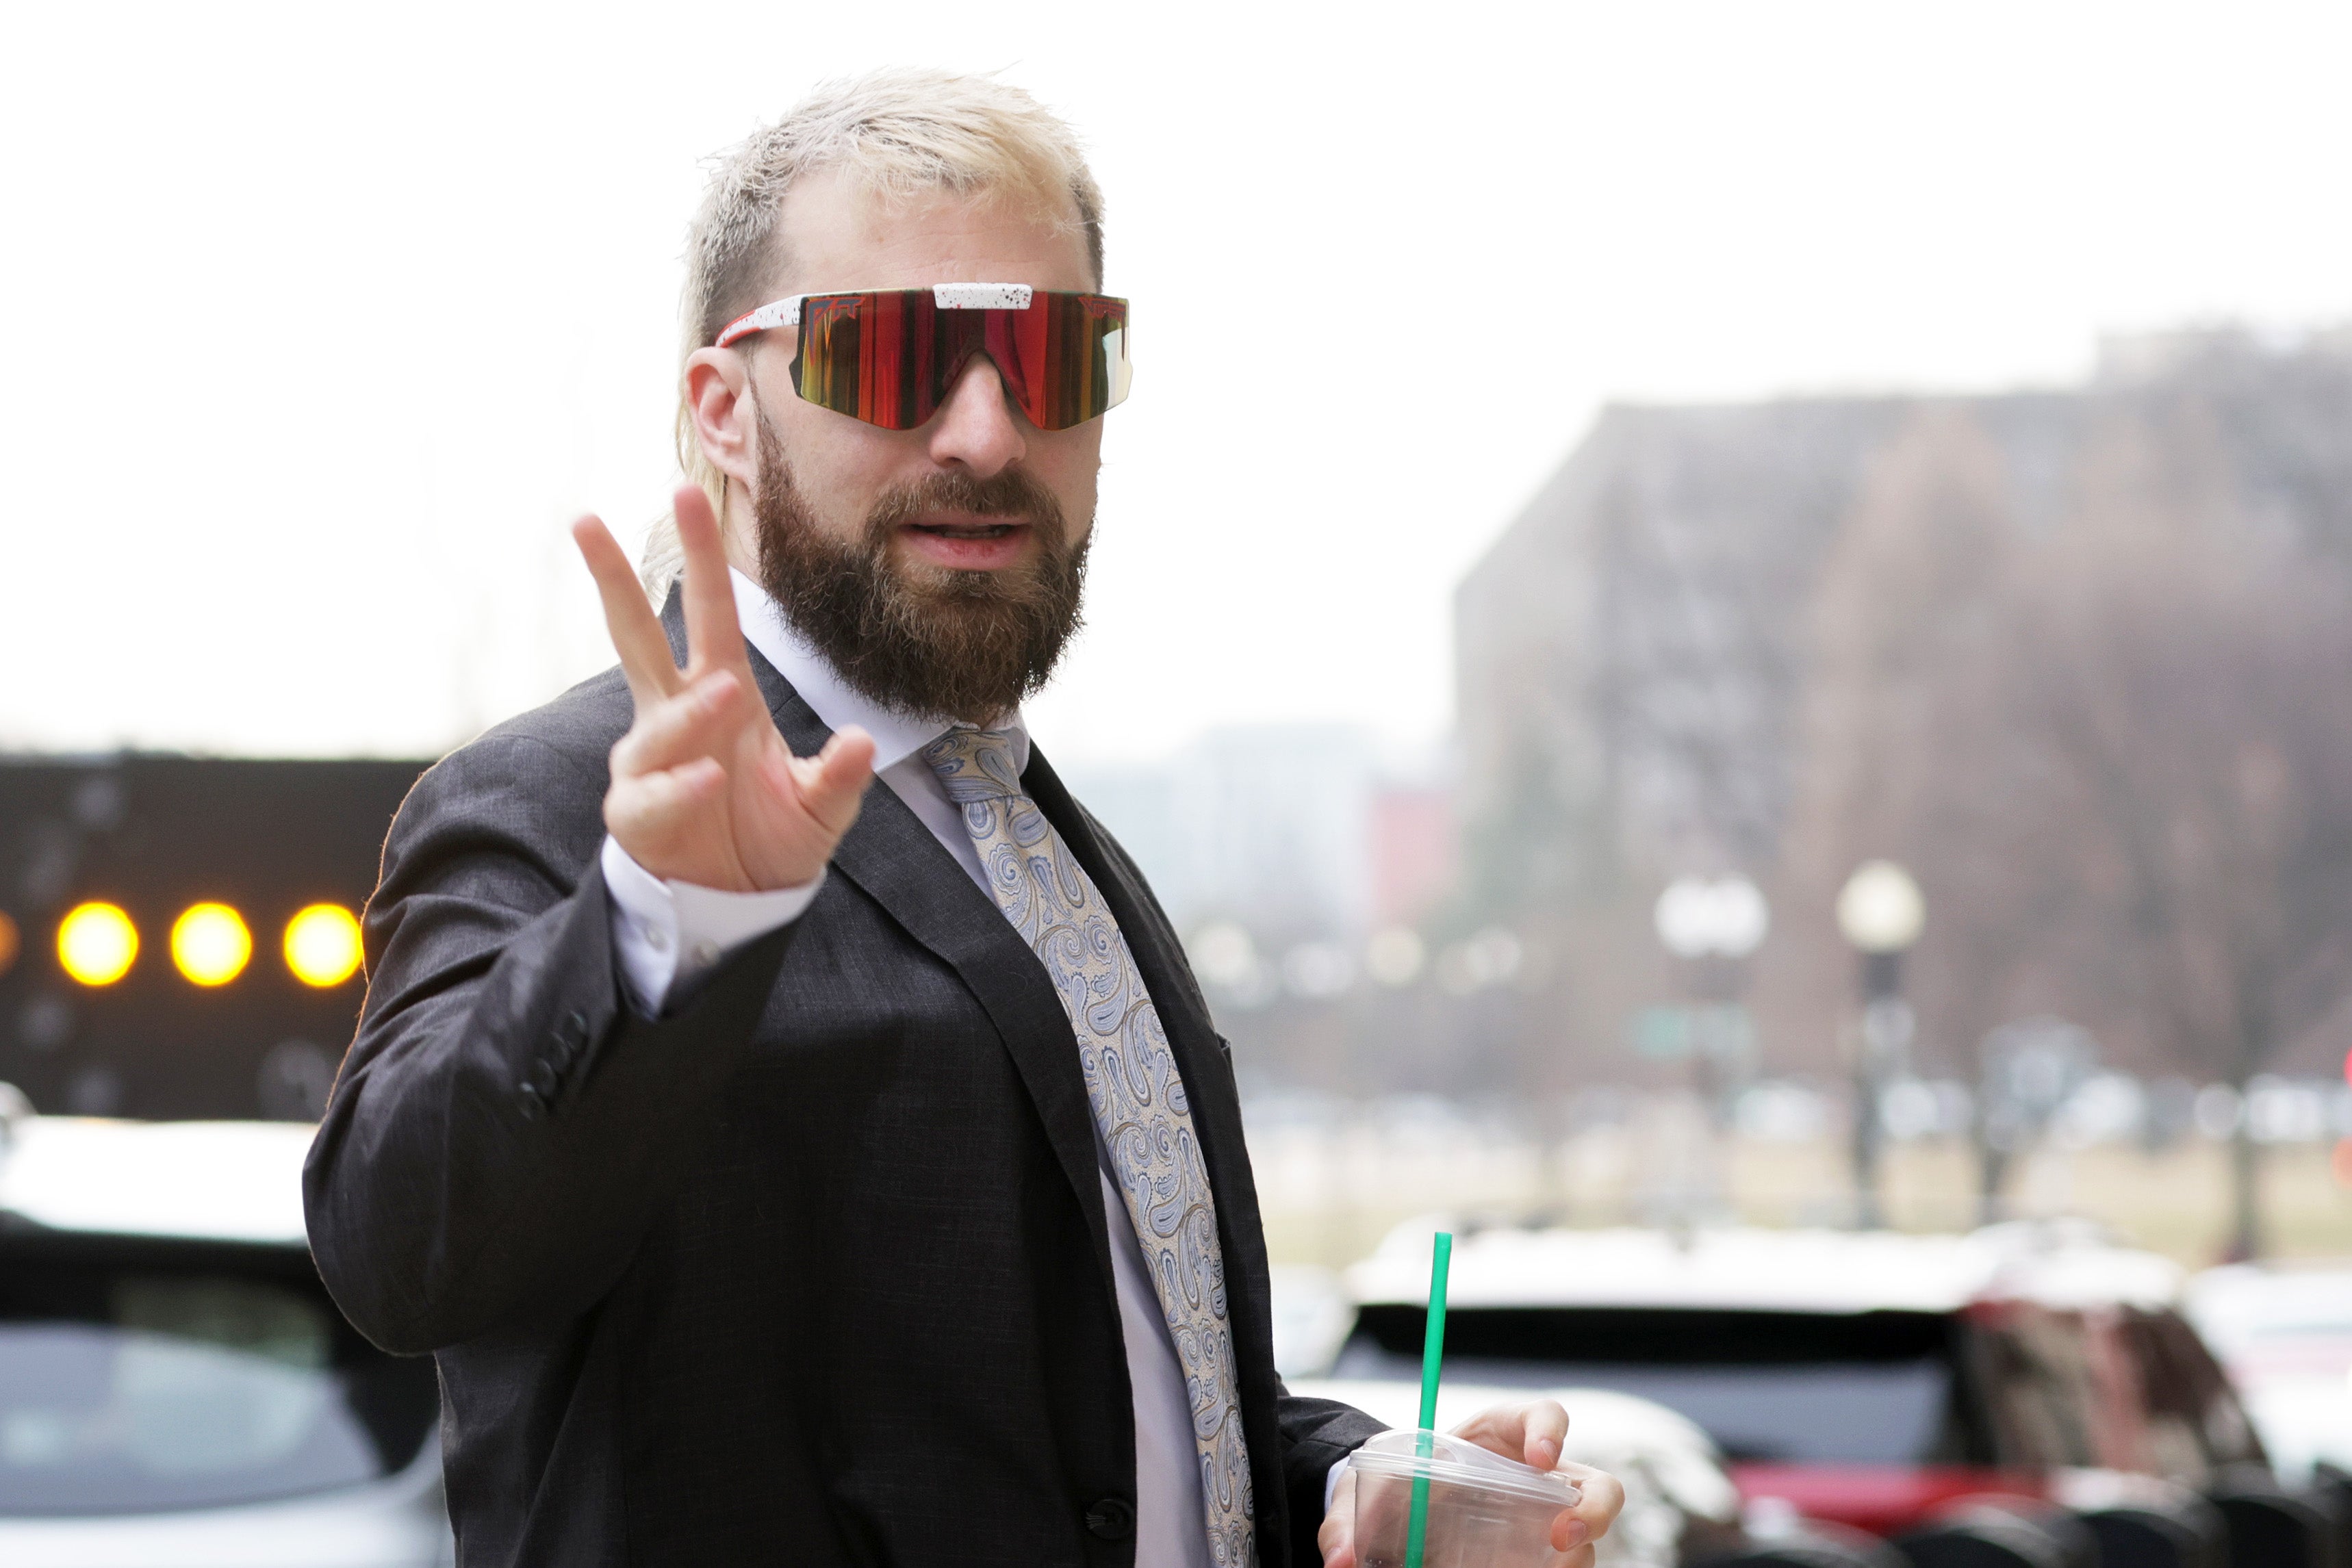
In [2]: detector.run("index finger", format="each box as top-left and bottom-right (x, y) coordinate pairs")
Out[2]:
(574, 514), (684, 705)
(672, 482), (752, 680)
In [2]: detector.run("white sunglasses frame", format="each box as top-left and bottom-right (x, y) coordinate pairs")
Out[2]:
(715, 283), (1038, 348)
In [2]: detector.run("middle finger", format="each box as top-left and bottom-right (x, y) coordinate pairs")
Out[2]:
(574, 514), (684, 706)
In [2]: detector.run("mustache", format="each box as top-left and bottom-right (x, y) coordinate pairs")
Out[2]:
(862, 467), (1069, 544)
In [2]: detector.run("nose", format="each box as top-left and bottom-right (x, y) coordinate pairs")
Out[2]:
(925, 354), (1028, 477)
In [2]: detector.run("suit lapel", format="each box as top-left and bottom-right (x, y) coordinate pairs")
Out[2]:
(652, 593), (1119, 1291)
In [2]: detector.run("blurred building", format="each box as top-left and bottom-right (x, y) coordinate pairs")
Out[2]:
(1457, 389), (2094, 895)
(1368, 786), (1455, 931)
(1454, 325), (2352, 1083)
(1065, 725), (1453, 942)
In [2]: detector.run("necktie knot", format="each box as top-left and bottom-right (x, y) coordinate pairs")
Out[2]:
(920, 725), (1027, 803)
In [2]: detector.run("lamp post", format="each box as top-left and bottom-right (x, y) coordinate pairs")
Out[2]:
(1836, 860), (1924, 1229)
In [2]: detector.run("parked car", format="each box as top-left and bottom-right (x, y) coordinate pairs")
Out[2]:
(1312, 1218), (2300, 1561)
(0, 1092), (450, 1567)
(1277, 1263), (1748, 1567)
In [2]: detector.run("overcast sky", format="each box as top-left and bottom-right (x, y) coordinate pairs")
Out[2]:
(3, 1), (2347, 765)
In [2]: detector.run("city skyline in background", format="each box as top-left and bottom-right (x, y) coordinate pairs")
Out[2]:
(3, 3), (2351, 767)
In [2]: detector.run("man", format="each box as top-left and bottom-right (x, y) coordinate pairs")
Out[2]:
(305, 69), (1622, 1568)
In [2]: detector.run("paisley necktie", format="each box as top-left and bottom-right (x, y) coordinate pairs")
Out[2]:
(922, 725), (1254, 1568)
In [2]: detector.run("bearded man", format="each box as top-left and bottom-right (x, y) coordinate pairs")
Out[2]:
(305, 69), (1622, 1568)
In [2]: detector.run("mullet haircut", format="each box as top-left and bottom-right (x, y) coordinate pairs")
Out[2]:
(643, 68), (1105, 597)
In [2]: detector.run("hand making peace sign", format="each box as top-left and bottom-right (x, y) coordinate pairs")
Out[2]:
(572, 483), (876, 892)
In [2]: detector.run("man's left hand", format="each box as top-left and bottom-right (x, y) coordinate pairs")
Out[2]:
(1316, 1400), (1624, 1568)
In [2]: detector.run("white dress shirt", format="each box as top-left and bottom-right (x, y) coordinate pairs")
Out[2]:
(601, 567), (1214, 1568)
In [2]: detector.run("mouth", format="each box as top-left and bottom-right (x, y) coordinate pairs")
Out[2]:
(897, 511), (1036, 570)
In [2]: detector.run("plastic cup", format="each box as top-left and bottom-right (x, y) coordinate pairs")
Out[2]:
(1351, 1428), (1584, 1568)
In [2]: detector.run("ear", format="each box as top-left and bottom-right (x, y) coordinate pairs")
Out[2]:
(685, 346), (760, 491)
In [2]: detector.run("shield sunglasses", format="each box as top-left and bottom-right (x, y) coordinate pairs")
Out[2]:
(715, 283), (1132, 433)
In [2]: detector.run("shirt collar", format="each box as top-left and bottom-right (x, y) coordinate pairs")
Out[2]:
(727, 567), (1031, 775)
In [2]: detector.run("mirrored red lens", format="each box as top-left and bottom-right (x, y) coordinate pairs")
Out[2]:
(986, 292), (1129, 431)
(794, 292), (927, 429)
(793, 291), (1129, 432)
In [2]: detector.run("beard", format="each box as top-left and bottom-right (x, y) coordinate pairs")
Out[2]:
(751, 406), (1090, 725)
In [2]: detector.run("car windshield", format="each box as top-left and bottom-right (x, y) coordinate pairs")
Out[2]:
(1334, 1305), (1975, 1466)
(0, 1233), (437, 1515)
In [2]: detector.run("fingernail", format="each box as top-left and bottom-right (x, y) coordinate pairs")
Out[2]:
(1536, 1438), (1561, 1467)
(1560, 1518), (1589, 1548)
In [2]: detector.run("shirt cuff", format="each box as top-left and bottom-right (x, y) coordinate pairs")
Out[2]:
(1325, 1455), (1351, 1515)
(600, 835), (823, 1014)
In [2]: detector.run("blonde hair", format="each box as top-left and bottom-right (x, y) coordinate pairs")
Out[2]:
(641, 68), (1106, 598)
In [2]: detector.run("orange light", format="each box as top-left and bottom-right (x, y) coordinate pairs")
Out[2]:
(171, 903), (252, 986)
(0, 911), (18, 977)
(285, 903), (363, 988)
(57, 902), (138, 986)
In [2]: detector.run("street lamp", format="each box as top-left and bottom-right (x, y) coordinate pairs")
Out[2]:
(1836, 860), (1924, 1228)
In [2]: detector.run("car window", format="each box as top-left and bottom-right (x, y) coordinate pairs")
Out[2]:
(0, 1235), (437, 1516)
(2127, 1308), (2266, 1474)
(1971, 1307), (2102, 1469)
(1334, 1305), (1981, 1466)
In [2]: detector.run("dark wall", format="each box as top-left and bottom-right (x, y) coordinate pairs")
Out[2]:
(0, 755), (429, 1120)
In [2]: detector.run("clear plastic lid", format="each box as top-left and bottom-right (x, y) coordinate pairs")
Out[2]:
(1349, 1428), (1584, 1508)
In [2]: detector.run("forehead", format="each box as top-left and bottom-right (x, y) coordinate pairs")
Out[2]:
(774, 167), (1094, 296)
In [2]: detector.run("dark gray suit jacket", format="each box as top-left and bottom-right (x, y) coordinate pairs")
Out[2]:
(303, 606), (1380, 1568)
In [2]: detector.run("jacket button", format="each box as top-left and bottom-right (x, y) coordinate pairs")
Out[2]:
(515, 1084), (546, 1120)
(527, 1059), (561, 1098)
(1084, 1496), (1135, 1540)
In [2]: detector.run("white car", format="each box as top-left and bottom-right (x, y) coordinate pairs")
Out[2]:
(0, 1092), (450, 1567)
(2186, 1261), (2352, 1482)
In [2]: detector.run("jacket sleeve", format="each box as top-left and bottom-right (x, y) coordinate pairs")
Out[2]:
(1277, 1383), (1386, 1562)
(303, 731), (797, 1354)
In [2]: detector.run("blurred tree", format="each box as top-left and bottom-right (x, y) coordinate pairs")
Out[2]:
(2007, 398), (2352, 1257)
(1776, 381), (2352, 1255)
(1771, 405), (2050, 1077)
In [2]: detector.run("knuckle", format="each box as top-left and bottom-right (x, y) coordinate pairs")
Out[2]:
(606, 777), (649, 819)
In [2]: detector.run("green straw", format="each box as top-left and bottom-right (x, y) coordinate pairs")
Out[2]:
(1404, 1231), (1453, 1568)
